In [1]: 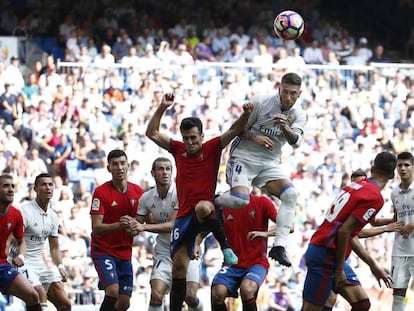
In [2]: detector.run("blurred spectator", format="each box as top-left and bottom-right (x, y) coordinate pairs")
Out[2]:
(357, 37), (373, 64)
(230, 26), (250, 49)
(0, 83), (16, 124)
(268, 282), (294, 311)
(303, 39), (325, 64)
(368, 44), (388, 63)
(194, 36), (216, 62)
(4, 57), (24, 95)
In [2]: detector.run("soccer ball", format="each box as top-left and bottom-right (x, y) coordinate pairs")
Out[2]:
(273, 10), (304, 40)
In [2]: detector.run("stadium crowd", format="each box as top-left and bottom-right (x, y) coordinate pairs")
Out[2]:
(0, 0), (414, 310)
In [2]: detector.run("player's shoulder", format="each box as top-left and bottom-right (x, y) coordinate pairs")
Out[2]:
(127, 181), (144, 193)
(8, 205), (23, 217)
(140, 187), (156, 200)
(19, 201), (35, 214)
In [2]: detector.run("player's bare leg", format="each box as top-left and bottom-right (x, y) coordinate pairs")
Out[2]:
(6, 274), (41, 311)
(47, 282), (71, 310)
(196, 200), (238, 265)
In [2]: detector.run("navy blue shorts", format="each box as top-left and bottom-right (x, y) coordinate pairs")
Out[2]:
(0, 263), (20, 292)
(92, 255), (133, 296)
(303, 244), (360, 306)
(170, 212), (211, 258)
(211, 265), (267, 298)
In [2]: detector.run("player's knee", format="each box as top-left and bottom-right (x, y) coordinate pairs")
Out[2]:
(239, 281), (258, 300)
(214, 191), (250, 209)
(150, 288), (165, 304)
(280, 186), (298, 206)
(229, 191), (250, 209)
(195, 200), (215, 218)
(351, 298), (370, 311)
(185, 294), (198, 307)
(26, 289), (40, 305)
(211, 286), (226, 305)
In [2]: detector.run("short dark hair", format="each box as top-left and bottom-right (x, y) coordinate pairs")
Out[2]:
(372, 151), (397, 179)
(180, 117), (203, 133)
(350, 169), (367, 181)
(397, 151), (414, 164)
(152, 157), (172, 171)
(34, 173), (52, 186)
(281, 72), (302, 87)
(107, 149), (127, 163)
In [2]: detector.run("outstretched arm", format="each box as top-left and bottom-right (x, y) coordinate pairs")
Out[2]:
(350, 237), (393, 288)
(358, 221), (403, 238)
(220, 102), (253, 148)
(146, 93), (174, 152)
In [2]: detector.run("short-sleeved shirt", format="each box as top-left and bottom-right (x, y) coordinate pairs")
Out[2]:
(391, 181), (414, 257)
(170, 136), (222, 218)
(222, 195), (277, 268)
(0, 205), (24, 264)
(137, 184), (178, 257)
(90, 181), (144, 260)
(21, 200), (59, 263)
(230, 93), (306, 163)
(310, 177), (383, 257)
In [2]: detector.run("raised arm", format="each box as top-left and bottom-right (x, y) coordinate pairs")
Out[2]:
(146, 93), (175, 152)
(220, 102), (253, 148)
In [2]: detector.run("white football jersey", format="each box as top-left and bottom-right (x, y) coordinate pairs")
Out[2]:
(230, 93), (307, 162)
(137, 184), (178, 257)
(391, 182), (414, 256)
(20, 200), (59, 263)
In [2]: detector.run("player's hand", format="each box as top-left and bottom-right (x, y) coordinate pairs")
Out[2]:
(12, 254), (24, 267)
(385, 221), (404, 233)
(59, 266), (68, 282)
(119, 215), (134, 228)
(191, 243), (201, 260)
(161, 93), (174, 108)
(370, 263), (393, 288)
(253, 134), (273, 150)
(333, 268), (346, 292)
(242, 102), (253, 114)
(274, 113), (289, 129)
(399, 223), (414, 239)
(247, 231), (268, 240)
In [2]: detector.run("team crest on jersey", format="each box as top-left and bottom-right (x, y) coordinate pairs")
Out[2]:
(199, 153), (204, 160)
(287, 115), (293, 124)
(92, 198), (100, 210)
(130, 199), (136, 207)
(171, 201), (177, 208)
(181, 152), (187, 158)
(249, 209), (256, 218)
(363, 208), (376, 221)
(7, 222), (12, 230)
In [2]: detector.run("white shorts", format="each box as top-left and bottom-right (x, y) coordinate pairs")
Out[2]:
(21, 263), (62, 292)
(391, 256), (414, 289)
(150, 254), (201, 290)
(226, 157), (289, 189)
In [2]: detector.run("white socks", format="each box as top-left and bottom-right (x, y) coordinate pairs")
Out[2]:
(273, 187), (297, 247)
